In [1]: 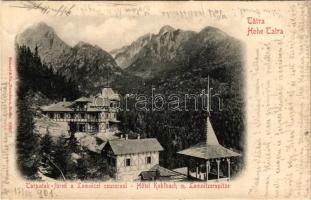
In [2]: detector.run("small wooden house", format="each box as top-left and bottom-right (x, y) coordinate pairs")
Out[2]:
(101, 135), (164, 181)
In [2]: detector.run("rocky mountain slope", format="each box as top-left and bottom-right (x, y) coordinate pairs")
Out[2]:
(111, 25), (243, 79)
(16, 22), (72, 71)
(56, 41), (125, 93)
(16, 22), (139, 94)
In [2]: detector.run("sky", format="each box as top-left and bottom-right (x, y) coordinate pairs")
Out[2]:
(3, 1), (243, 52)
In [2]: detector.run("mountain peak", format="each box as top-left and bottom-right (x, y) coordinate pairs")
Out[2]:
(199, 26), (227, 36)
(36, 22), (52, 28)
(75, 41), (91, 47)
(16, 22), (72, 71)
(159, 25), (174, 34)
(74, 42), (107, 53)
(33, 22), (55, 34)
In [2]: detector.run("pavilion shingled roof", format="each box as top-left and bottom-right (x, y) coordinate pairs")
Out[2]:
(177, 142), (240, 160)
(177, 117), (241, 160)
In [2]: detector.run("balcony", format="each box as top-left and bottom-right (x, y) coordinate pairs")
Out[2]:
(51, 114), (103, 122)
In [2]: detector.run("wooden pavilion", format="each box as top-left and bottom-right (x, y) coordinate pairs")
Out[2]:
(177, 114), (240, 181)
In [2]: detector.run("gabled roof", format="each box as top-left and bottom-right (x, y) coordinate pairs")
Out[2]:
(98, 142), (107, 151)
(139, 170), (157, 180)
(89, 97), (110, 107)
(101, 87), (120, 101)
(40, 87), (120, 112)
(177, 142), (240, 160)
(103, 138), (164, 155)
(139, 165), (181, 180)
(139, 165), (188, 181)
(109, 119), (120, 123)
(40, 99), (108, 112)
(74, 97), (92, 102)
(149, 164), (182, 177)
(41, 101), (73, 112)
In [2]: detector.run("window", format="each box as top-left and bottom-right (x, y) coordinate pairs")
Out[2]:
(125, 158), (131, 167)
(146, 156), (151, 164)
(109, 157), (115, 166)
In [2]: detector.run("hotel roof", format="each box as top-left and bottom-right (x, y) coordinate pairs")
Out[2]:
(41, 101), (73, 112)
(41, 87), (120, 112)
(74, 97), (92, 102)
(101, 87), (120, 101)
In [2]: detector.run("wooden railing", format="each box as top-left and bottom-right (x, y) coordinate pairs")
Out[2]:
(51, 116), (117, 122)
(52, 117), (102, 122)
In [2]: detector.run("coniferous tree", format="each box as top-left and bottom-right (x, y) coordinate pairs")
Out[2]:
(52, 137), (69, 180)
(40, 132), (53, 154)
(38, 132), (55, 176)
(16, 90), (40, 179)
(16, 45), (82, 179)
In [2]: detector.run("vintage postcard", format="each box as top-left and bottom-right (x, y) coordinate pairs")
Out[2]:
(0, 1), (310, 199)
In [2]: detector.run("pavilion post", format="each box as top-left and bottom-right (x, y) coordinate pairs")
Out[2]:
(196, 163), (198, 178)
(206, 160), (210, 181)
(187, 160), (190, 178)
(216, 159), (220, 181)
(227, 158), (231, 181)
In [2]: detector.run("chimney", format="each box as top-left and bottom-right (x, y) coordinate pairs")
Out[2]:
(137, 134), (140, 140)
(63, 98), (66, 102)
(125, 134), (128, 140)
(120, 134), (123, 139)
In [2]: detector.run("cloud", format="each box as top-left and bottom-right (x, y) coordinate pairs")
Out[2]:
(4, 1), (243, 54)
(55, 18), (138, 51)
(8, 11), (242, 52)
